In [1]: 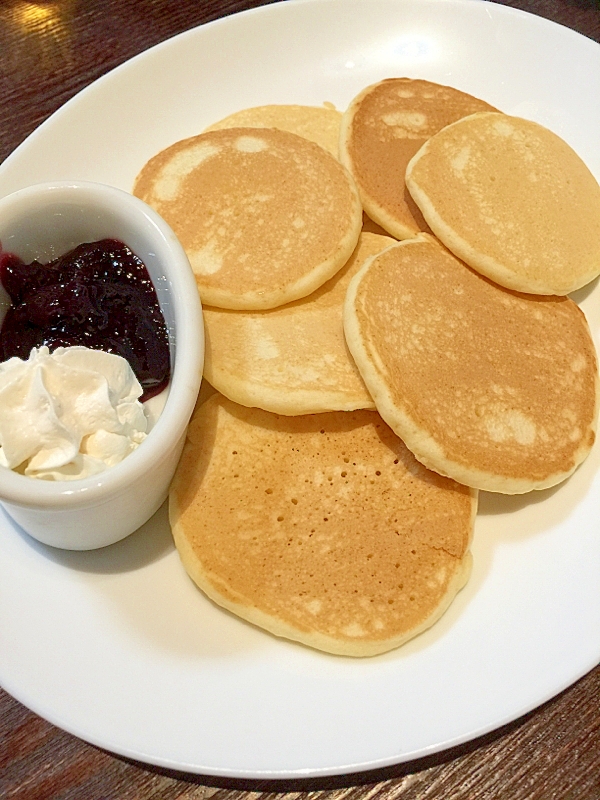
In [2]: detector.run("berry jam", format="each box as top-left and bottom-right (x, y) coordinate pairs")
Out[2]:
(0, 239), (170, 402)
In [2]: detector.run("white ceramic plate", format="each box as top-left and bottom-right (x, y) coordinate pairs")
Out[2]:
(1, 0), (599, 779)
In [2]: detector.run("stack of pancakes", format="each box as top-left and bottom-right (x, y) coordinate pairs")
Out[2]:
(134, 81), (599, 657)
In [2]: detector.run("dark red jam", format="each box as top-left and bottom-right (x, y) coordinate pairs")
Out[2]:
(0, 239), (170, 402)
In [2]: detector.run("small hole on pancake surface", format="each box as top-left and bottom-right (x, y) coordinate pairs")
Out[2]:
(324, 517), (329, 522)
(291, 498), (298, 504)
(394, 459), (399, 464)
(411, 549), (416, 554)
(410, 596), (415, 601)
(376, 470), (381, 476)
(341, 471), (347, 477)
(232, 450), (238, 454)
(277, 516), (284, 522)
(266, 488), (273, 494)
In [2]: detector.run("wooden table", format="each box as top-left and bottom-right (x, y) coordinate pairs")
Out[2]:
(1, 0), (599, 796)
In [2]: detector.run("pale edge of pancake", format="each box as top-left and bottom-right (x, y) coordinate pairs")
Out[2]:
(343, 235), (600, 494)
(203, 354), (376, 415)
(405, 113), (600, 296)
(169, 489), (477, 659)
(339, 82), (416, 241)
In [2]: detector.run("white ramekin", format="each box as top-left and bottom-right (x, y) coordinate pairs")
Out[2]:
(0, 181), (203, 549)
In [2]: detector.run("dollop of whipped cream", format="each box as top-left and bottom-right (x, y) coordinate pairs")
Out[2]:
(0, 346), (148, 480)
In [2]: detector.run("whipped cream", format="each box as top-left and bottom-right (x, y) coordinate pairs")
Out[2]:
(0, 346), (148, 480)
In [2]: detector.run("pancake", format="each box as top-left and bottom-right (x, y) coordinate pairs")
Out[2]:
(344, 234), (599, 494)
(203, 232), (394, 415)
(169, 394), (476, 657)
(204, 103), (342, 158)
(361, 213), (389, 236)
(339, 78), (497, 240)
(405, 112), (600, 295)
(133, 127), (362, 310)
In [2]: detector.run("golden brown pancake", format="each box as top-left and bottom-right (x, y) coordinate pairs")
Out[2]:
(339, 78), (497, 240)
(133, 127), (362, 309)
(169, 394), (476, 657)
(204, 103), (342, 158)
(344, 234), (599, 493)
(203, 232), (394, 415)
(405, 112), (600, 295)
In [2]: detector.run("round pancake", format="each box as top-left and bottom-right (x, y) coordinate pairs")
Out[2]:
(405, 112), (600, 295)
(344, 234), (599, 494)
(133, 127), (362, 309)
(203, 232), (394, 415)
(339, 78), (497, 240)
(169, 394), (476, 657)
(204, 104), (342, 158)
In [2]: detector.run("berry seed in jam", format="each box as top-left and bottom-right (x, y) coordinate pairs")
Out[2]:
(0, 239), (170, 402)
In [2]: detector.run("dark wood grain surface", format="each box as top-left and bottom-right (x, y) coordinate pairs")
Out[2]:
(1, 0), (600, 797)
